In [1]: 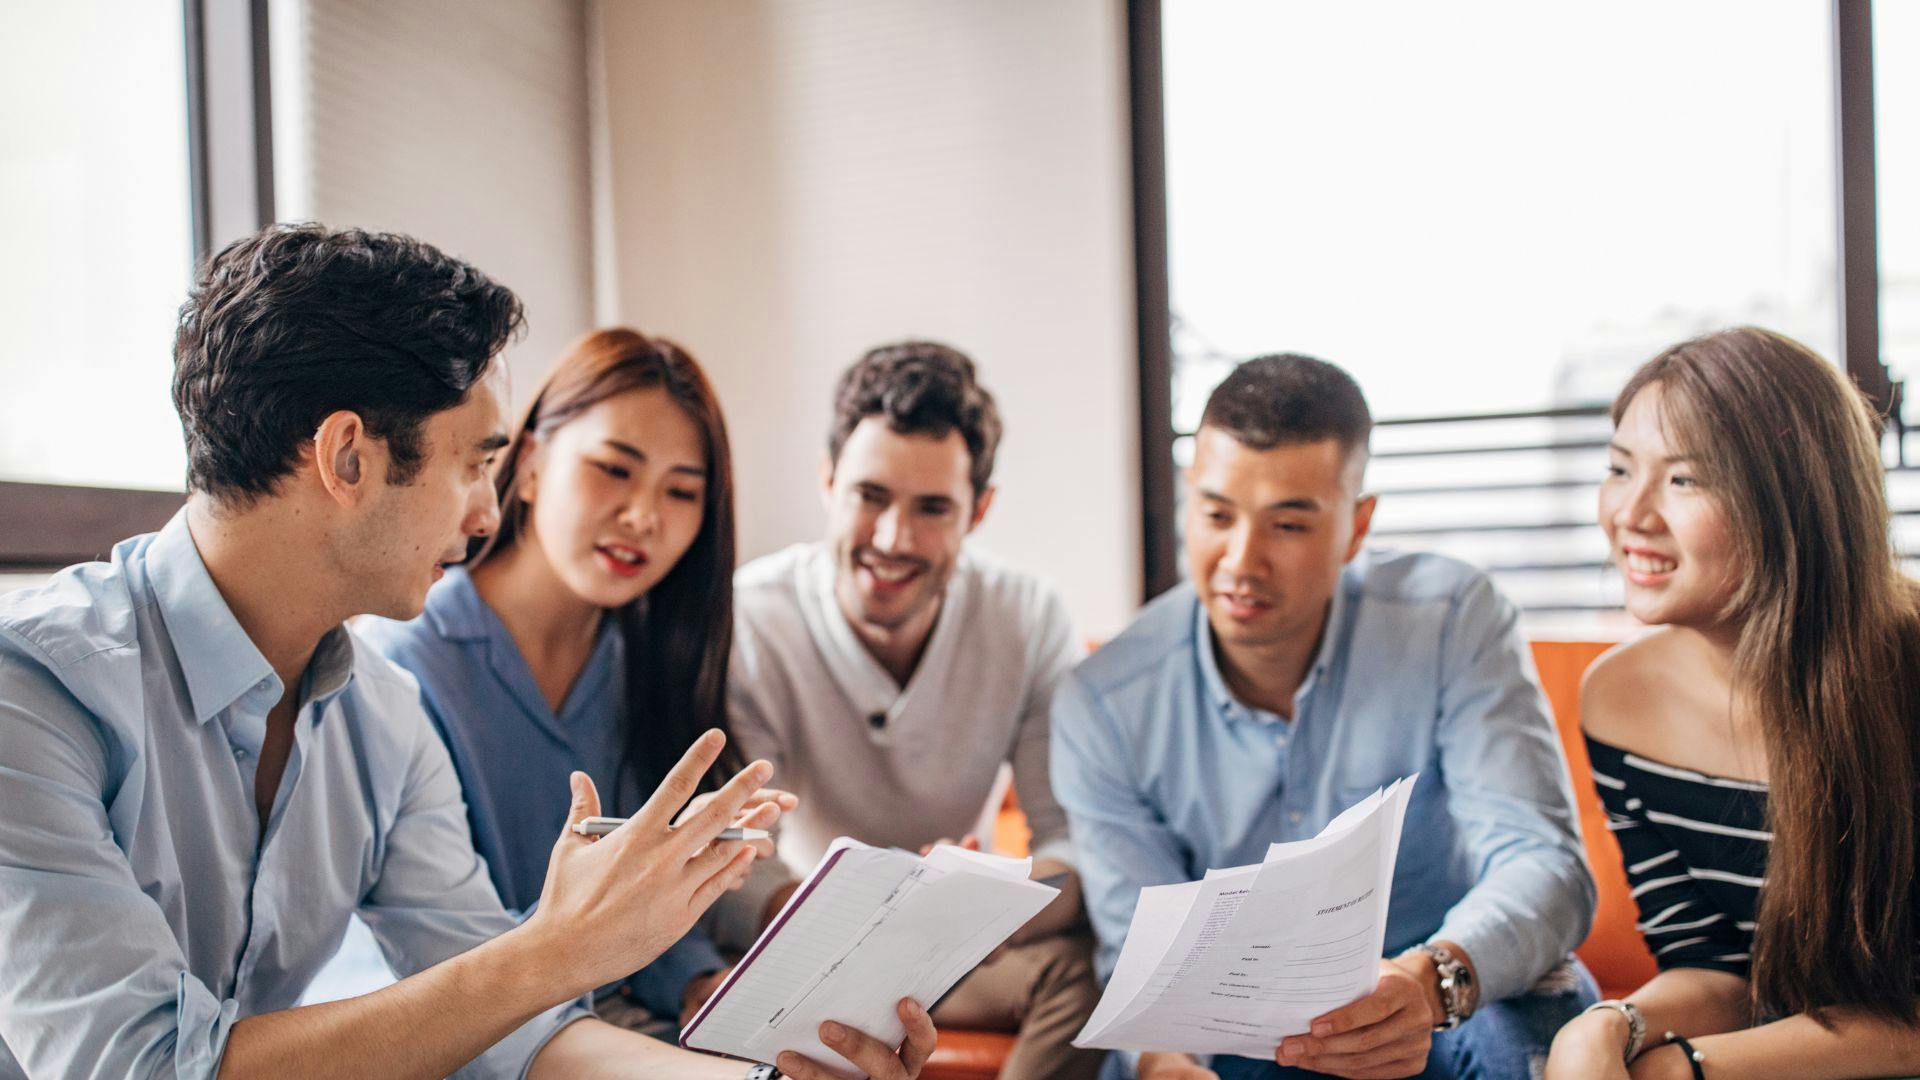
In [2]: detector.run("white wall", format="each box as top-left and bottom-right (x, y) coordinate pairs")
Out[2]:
(270, 0), (597, 397)
(594, 0), (1141, 637)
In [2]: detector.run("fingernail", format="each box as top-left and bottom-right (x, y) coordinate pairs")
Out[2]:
(777, 1052), (800, 1071)
(1279, 1043), (1299, 1063)
(821, 1020), (845, 1042)
(1312, 1020), (1332, 1036)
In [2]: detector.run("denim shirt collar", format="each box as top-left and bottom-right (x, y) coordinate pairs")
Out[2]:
(1193, 572), (1352, 725)
(146, 508), (356, 726)
(420, 565), (620, 745)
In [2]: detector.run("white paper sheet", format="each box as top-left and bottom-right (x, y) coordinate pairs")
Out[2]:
(1073, 776), (1418, 1056)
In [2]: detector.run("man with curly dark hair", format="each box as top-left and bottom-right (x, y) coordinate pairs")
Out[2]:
(0, 224), (934, 1080)
(729, 341), (1104, 1080)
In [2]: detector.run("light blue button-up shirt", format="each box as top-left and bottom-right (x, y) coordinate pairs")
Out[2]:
(1051, 548), (1594, 1008)
(0, 512), (588, 1079)
(360, 568), (728, 1018)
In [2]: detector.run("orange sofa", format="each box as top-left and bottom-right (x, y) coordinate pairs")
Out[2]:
(919, 640), (1651, 1079)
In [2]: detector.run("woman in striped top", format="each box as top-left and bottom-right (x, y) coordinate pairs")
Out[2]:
(1545, 328), (1920, 1080)
(1585, 738), (1767, 979)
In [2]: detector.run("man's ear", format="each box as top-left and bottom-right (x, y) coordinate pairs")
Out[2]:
(1345, 493), (1378, 563)
(314, 410), (379, 506)
(818, 451), (836, 513)
(967, 484), (997, 533)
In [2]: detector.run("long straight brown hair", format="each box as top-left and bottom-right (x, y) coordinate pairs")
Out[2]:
(470, 328), (740, 805)
(1615, 326), (1920, 1024)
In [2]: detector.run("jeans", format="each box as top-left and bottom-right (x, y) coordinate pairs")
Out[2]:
(1205, 958), (1600, 1080)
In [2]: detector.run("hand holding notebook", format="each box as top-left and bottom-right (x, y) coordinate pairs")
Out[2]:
(681, 838), (1060, 1078)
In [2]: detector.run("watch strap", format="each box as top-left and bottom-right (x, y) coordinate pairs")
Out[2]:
(1582, 999), (1646, 1062)
(746, 1065), (780, 1080)
(1410, 942), (1475, 1029)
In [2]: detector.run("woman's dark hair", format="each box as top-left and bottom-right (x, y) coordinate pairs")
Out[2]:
(471, 328), (739, 803)
(172, 223), (523, 504)
(1614, 326), (1920, 1025)
(827, 341), (1002, 496)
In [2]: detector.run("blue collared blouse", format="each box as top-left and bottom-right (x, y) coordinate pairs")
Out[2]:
(359, 568), (727, 1018)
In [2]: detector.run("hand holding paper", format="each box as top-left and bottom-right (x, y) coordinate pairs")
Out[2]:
(1073, 776), (1419, 1058)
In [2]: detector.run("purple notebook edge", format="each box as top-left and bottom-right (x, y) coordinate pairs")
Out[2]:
(678, 844), (856, 1055)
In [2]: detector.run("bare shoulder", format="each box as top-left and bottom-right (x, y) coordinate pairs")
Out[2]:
(1579, 629), (1682, 749)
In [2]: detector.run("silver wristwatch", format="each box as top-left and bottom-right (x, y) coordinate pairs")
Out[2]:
(1410, 942), (1477, 1030)
(745, 1066), (780, 1080)
(1583, 999), (1647, 1063)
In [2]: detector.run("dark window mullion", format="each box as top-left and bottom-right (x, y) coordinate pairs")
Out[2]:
(1130, 0), (1178, 602)
(1836, 0), (1888, 415)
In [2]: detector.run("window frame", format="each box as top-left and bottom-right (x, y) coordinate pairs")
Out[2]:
(0, 0), (273, 572)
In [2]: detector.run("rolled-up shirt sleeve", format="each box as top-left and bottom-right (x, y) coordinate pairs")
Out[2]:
(0, 646), (240, 1080)
(1428, 575), (1597, 1004)
(356, 706), (590, 1079)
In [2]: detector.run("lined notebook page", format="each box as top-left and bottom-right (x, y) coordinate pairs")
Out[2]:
(684, 844), (916, 1058)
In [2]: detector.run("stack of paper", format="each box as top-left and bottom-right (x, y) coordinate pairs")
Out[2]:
(1073, 777), (1418, 1058)
(681, 838), (1059, 1078)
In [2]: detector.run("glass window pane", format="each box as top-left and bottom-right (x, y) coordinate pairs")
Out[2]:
(1164, 0), (1837, 427)
(0, 4), (193, 491)
(1162, 1), (1836, 628)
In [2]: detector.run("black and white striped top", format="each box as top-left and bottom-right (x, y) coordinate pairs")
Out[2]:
(1586, 734), (1769, 978)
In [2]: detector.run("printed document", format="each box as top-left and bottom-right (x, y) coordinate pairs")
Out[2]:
(681, 838), (1059, 1078)
(1073, 776), (1418, 1057)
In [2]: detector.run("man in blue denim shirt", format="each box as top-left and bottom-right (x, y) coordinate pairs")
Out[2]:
(0, 225), (934, 1080)
(1052, 356), (1597, 1080)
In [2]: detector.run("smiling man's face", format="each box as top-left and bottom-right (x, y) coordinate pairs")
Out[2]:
(821, 417), (988, 642)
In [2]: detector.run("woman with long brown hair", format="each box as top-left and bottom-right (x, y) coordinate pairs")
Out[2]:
(1546, 327), (1920, 1078)
(361, 327), (793, 1035)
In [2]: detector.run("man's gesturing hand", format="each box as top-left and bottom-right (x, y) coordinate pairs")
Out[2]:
(522, 729), (774, 997)
(677, 785), (797, 861)
(1275, 960), (1433, 1079)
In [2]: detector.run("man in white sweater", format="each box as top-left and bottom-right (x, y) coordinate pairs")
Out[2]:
(730, 342), (1103, 1080)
